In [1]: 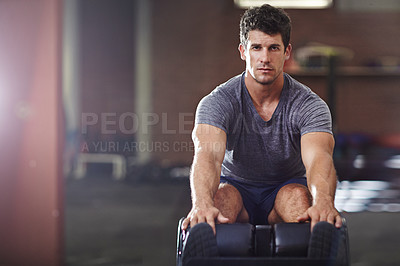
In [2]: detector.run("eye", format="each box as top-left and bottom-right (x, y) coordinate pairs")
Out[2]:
(270, 46), (280, 51)
(251, 45), (261, 50)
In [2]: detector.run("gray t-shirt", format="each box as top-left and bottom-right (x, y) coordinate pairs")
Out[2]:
(195, 72), (332, 184)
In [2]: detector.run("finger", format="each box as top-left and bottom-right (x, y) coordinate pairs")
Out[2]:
(310, 219), (316, 232)
(181, 218), (189, 230)
(327, 213), (335, 225)
(197, 215), (206, 224)
(190, 216), (198, 228)
(297, 211), (310, 222)
(319, 213), (328, 223)
(217, 212), (229, 224)
(335, 215), (343, 228)
(310, 214), (320, 232)
(206, 216), (216, 235)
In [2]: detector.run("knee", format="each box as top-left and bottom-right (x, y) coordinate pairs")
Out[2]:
(214, 183), (241, 205)
(214, 183), (243, 223)
(278, 183), (312, 206)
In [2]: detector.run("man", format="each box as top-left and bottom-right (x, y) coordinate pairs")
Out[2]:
(182, 4), (342, 234)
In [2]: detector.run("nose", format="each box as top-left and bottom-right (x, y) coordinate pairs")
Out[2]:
(259, 48), (270, 64)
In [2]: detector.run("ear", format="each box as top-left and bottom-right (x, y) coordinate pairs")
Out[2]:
(238, 43), (246, 61)
(284, 44), (292, 61)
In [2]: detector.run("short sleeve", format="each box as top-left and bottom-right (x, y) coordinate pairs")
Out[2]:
(195, 90), (233, 134)
(297, 94), (333, 136)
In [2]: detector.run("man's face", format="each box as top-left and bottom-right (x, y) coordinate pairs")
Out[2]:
(239, 30), (291, 86)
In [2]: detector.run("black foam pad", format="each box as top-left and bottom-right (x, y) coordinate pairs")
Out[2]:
(215, 223), (254, 257)
(255, 225), (272, 256)
(273, 223), (310, 257)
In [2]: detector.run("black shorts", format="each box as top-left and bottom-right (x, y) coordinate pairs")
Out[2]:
(220, 176), (308, 225)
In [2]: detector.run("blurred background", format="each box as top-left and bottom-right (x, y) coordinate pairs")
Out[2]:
(0, 0), (399, 265)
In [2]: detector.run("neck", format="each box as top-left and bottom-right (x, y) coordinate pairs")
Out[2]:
(244, 72), (284, 106)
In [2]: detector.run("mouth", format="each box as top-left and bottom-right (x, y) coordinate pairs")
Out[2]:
(258, 67), (274, 72)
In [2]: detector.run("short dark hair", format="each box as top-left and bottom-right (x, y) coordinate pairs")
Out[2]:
(239, 4), (291, 50)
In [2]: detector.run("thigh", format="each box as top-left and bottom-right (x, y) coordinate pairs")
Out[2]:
(267, 178), (312, 224)
(214, 182), (249, 223)
(218, 177), (259, 223)
(220, 176), (270, 225)
(261, 178), (308, 223)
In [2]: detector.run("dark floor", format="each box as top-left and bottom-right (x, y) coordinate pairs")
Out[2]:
(65, 175), (400, 266)
(65, 176), (192, 266)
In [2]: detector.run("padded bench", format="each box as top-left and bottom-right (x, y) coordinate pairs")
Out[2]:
(176, 218), (349, 266)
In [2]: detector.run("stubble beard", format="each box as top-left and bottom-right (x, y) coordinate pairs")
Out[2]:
(252, 70), (278, 86)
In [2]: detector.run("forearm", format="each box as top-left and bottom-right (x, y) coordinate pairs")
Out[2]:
(300, 132), (342, 228)
(306, 152), (337, 205)
(190, 152), (221, 208)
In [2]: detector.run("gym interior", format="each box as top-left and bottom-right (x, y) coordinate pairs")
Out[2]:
(1, 0), (399, 265)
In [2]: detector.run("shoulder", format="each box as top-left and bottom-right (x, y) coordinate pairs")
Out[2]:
(195, 74), (243, 133)
(283, 73), (332, 134)
(284, 73), (326, 108)
(284, 73), (312, 99)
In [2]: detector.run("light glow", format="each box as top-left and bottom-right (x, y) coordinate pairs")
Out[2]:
(384, 155), (400, 169)
(234, 0), (333, 9)
(353, 155), (365, 169)
(335, 180), (400, 213)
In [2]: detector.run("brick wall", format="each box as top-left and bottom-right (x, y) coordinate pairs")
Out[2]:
(151, 0), (400, 165)
(79, 0), (400, 165)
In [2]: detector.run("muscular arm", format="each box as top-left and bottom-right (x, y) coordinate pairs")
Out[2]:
(298, 132), (342, 229)
(181, 124), (229, 233)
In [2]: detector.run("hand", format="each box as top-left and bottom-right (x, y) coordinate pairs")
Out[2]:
(297, 199), (342, 231)
(181, 205), (229, 234)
